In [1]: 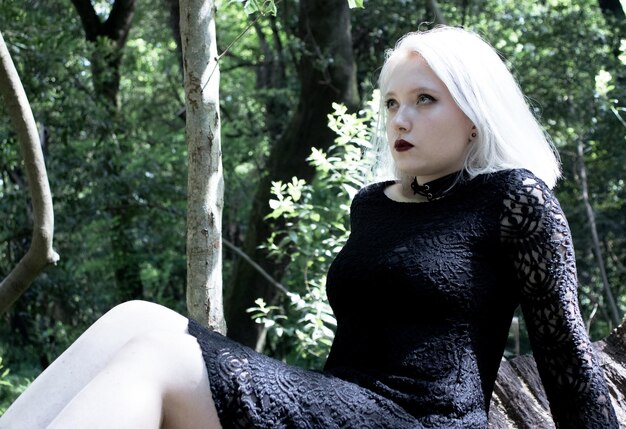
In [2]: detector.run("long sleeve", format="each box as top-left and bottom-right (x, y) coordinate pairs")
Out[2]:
(500, 170), (618, 428)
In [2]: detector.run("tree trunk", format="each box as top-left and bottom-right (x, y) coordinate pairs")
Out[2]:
(165, 0), (183, 73)
(224, 0), (359, 348)
(180, 0), (226, 333)
(598, 0), (626, 23)
(0, 31), (60, 314)
(489, 317), (626, 427)
(597, 0), (626, 56)
(253, 16), (288, 142)
(426, 0), (447, 25)
(70, 0), (144, 302)
(576, 140), (621, 327)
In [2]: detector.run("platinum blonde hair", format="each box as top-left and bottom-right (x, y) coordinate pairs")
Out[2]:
(370, 26), (561, 188)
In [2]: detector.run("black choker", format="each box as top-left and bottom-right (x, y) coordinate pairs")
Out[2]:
(411, 171), (466, 201)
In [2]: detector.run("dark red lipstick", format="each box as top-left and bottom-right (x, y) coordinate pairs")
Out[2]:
(394, 139), (414, 152)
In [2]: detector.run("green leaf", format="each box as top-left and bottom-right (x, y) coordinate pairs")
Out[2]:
(347, 0), (364, 9)
(243, 0), (278, 16)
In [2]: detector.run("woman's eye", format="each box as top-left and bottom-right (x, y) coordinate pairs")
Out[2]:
(417, 94), (434, 104)
(385, 99), (398, 109)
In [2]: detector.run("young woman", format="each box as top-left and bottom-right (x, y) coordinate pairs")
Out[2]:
(1, 26), (618, 428)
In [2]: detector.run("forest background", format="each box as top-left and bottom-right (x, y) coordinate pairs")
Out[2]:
(0, 0), (625, 412)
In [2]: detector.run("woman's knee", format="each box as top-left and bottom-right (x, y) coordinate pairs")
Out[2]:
(90, 329), (219, 429)
(114, 331), (209, 401)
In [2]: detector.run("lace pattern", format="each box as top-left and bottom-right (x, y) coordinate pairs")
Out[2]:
(187, 169), (617, 429)
(500, 171), (618, 428)
(188, 319), (417, 429)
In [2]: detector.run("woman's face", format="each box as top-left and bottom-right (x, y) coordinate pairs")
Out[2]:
(384, 52), (474, 183)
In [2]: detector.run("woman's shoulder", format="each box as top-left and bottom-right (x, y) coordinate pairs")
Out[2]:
(492, 169), (565, 239)
(353, 180), (395, 202)
(474, 168), (553, 199)
(474, 167), (538, 184)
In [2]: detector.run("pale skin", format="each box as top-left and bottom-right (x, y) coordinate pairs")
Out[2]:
(0, 300), (223, 429)
(383, 51), (476, 203)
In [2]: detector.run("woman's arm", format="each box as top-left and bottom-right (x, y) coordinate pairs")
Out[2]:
(500, 170), (618, 428)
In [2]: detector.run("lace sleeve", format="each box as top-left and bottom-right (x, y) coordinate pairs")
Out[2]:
(500, 171), (618, 428)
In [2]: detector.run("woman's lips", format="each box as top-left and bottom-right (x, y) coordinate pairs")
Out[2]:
(394, 139), (414, 152)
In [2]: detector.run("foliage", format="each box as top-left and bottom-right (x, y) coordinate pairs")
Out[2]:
(216, 0), (299, 273)
(231, 0), (278, 16)
(347, 0), (364, 9)
(0, 0), (188, 371)
(0, 357), (31, 415)
(0, 0), (624, 388)
(471, 0), (626, 338)
(249, 100), (376, 368)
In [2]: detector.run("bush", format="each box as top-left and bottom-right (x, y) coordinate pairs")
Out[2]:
(249, 98), (378, 369)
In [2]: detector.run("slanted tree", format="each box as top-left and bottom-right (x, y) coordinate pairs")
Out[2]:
(0, 30), (59, 314)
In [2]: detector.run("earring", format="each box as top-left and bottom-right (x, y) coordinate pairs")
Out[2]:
(471, 132), (477, 138)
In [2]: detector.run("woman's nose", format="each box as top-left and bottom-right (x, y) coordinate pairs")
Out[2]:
(392, 107), (411, 132)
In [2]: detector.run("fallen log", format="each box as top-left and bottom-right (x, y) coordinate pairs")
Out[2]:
(489, 320), (626, 428)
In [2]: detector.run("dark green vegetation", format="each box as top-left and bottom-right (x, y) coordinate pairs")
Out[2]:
(1, 0), (625, 412)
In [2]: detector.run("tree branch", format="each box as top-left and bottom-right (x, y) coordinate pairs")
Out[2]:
(70, 0), (102, 41)
(0, 31), (60, 315)
(105, 0), (137, 47)
(223, 239), (288, 295)
(70, 0), (136, 47)
(426, 0), (447, 25)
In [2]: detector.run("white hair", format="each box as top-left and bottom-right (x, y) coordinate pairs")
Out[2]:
(369, 26), (561, 188)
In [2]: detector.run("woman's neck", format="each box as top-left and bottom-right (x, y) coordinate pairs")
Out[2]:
(397, 170), (466, 202)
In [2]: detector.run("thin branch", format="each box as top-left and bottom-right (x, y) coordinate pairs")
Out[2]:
(202, 1), (284, 92)
(610, 105), (626, 129)
(0, 30), (60, 314)
(576, 140), (621, 326)
(202, 15), (261, 91)
(223, 239), (289, 295)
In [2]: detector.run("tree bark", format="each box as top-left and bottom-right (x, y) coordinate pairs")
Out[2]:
(225, 0), (359, 348)
(576, 140), (621, 327)
(489, 317), (626, 427)
(180, 0), (226, 333)
(0, 31), (60, 314)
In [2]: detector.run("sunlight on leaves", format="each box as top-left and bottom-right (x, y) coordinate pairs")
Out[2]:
(595, 69), (614, 97)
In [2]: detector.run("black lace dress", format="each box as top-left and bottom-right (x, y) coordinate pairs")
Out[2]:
(187, 168), (618, 428)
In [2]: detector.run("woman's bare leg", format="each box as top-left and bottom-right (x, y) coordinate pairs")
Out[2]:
(0, 300), (213, 429)
(47, 330), (222, 429)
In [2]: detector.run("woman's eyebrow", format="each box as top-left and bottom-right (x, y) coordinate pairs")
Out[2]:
(384, 86), (440, 98)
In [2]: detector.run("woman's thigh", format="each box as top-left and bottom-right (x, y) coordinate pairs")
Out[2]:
(0, 300), (191, 428)
(45, 329), (221, 429)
